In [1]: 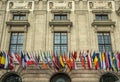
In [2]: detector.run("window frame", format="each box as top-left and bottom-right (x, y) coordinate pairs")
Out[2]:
(54, 14), (67, 21)
(97, 32), (112, 52)
(95, 14), (109, 21)
(9, 32), (24, 53)
(13, 14), (27, 21)
(54, 32), (68, 54)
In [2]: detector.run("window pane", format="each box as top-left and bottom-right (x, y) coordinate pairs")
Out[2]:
(17, 45), (23, 53)
(105, 45), (111, 52)
(104, 35), (111, 44)
(17, 35), (24, 44)
(54, 45), (60, 54)
(54, 32), (68, 54)
(10, 33), (24, 53)
(10, 45), (16, 53)
(98, 35), (104, 44)
(99, 45), (104, 52)
(96, 14), (108, 20)
(54, 33), (60, 44)
(61, 45), (67, 54)
(97, 32), (112, 52)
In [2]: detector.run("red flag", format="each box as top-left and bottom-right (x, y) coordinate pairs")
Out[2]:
(15, 52), (22, 65)
(104, 52), (109, 69)
(8, 52), (14, 70)
(52, 54), (59, 71)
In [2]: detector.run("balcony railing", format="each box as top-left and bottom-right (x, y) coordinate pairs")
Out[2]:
(6, 20), (30, 26)
(49, 20), (72, 27)
(92, 19), (115, 26)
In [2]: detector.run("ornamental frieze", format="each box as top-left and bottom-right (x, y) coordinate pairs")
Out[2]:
(7, 1), (34, 11)
(47, 1), (74, 11)
(88, 1), (113, 10)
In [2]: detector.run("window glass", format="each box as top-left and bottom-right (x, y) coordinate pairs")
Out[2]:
(54, 14), (67, 20)
(10, 33), (24, 53)
(54, 32), (68, 54)
(97, 32), (112, 52)
(96, 14), (108, 20)
(13, 14), (26, 21)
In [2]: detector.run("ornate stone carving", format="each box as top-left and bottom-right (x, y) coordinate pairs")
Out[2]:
(48, 1), (74, 11)
(89, 1), (113, 9)
(8, 1), (33, 10)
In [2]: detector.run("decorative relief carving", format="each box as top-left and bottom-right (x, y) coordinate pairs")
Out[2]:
(89, 1), (113, 9)
(48, 1), (74, 11)
(8, 1), (33, 10)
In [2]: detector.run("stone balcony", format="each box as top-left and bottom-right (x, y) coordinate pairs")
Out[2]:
(49, 20), (72, 27)
(92, 19), (115, 27)
(6, 20), (30, 26)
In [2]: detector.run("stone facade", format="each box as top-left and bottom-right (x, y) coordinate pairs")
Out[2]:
(0, 0), (120, 82)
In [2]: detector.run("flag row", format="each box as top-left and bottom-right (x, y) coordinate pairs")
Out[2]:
(0, 51), (120, 71)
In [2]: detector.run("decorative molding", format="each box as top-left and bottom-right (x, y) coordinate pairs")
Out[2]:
(92, 25), (115, 32)
(92, 20), (115, 27)
(49, 20), (72, 27)
(6, 20), (30, 26)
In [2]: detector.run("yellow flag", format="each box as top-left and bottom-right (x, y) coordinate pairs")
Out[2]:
(1, 55), (5, 65)
(94, 56), (98, 66)
(60, 55), (65, 67)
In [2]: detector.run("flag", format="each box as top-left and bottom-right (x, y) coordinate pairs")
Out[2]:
(0, 52), (3, 68)
(21, 51), (26, 68)
(4, 52), (9, 69)
(0, 52), (5, 68)
(101, 52), (106, 70)
(8, 52), (14, 70)
(15, 52), (22, 65)
(52, 54), (59, 71)
(92, 52), (99, 70)
(80, 51), (86, 69)
(95, 56), (99, 70)
(25, 53), (31, 66)
(105, 52), (109, 69)
(117, 52), (120, 69)
(86, 50), (92, 69)
(108, 52), (112, 69)
(59, 54), (65, 67)
(112, 52), (118, 71)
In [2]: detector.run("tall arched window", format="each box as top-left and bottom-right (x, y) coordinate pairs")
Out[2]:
(0, 72), (22, 82)
(100, 72), (119, 82)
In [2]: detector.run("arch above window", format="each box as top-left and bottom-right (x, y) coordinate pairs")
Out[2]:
(50, 72), (71, 82)
(0, 72), (22, 82)
(99, 72), (119, 82)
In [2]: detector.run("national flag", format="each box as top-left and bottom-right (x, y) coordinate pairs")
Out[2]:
(86, 50), (92, 69)
(21, 51), (26, 68)
(0, 52), (5, 68)
(80, 51), (86, 69)
(0, 52), (3, 67)
(72, 51), (77, 60)
(104, 52), (109, 69)
(64, 54), (72, 71)
(25, 53), (31, 66)
(108, 52), (112, 69)
(117, 52), (120, 69)
(8, 52), (14, 70)
(101, 52), (106, 70)
(112, 52), (118, 71)
(4, 52), (9, 69)
(59, 54), (65, 67)
(15, 52), (22, 65)
(52, 54), (59, 71)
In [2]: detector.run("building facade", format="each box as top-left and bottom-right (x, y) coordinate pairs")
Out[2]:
(0, 0), (120, 82)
